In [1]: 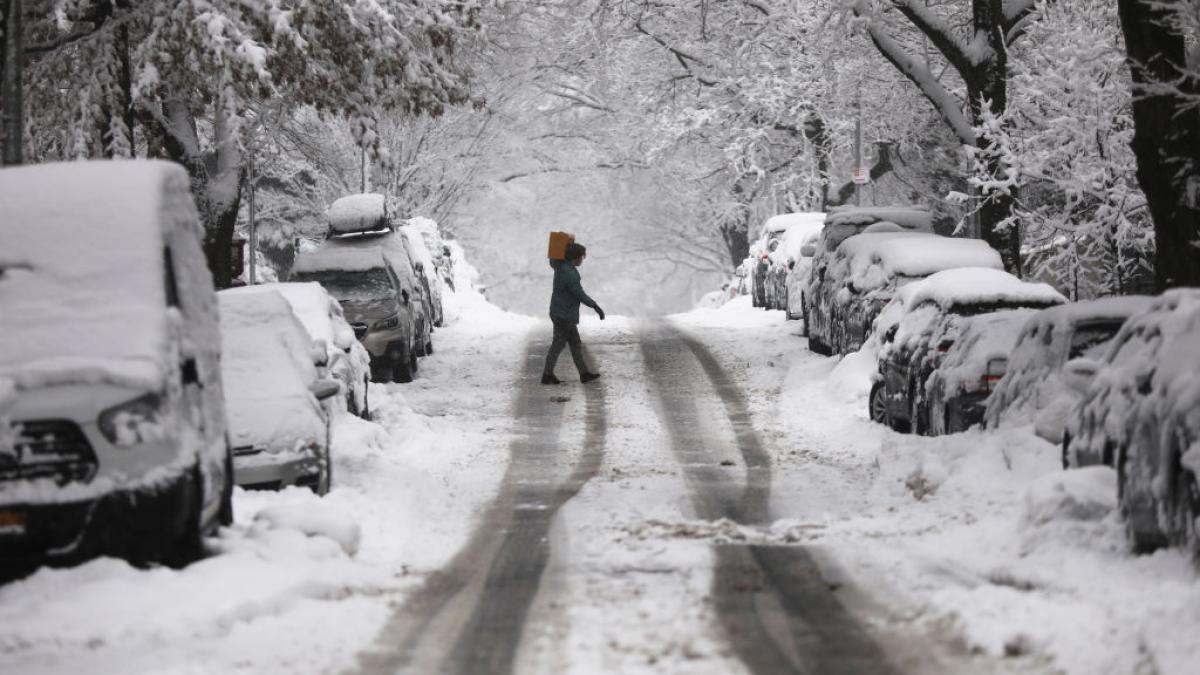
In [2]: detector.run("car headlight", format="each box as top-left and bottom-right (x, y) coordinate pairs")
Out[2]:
(372, 314), (400, 330)
(98, 392), (166, 446)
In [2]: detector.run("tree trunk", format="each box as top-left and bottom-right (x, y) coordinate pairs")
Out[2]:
(967, 63), (1022, 276)
(158, 100), (243, 288)
(1, 0), (23, 165)
(1117, 0), (1200, 289)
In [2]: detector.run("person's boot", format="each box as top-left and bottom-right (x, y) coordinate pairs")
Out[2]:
(541, 373), (563, 385)
(581, 372), (601, 383)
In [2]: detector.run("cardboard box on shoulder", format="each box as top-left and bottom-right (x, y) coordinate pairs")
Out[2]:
(547, 231), (575, 260)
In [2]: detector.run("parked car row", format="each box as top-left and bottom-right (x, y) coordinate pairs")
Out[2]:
(1, 162), (455, 580)
(760, 204), (1199, 556)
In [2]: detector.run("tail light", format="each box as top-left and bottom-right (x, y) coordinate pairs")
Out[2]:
(978, 358), (1007, 393)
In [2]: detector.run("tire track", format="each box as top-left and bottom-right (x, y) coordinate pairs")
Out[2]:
(351, 335), (607, 675)
(639, 321), (902, 675)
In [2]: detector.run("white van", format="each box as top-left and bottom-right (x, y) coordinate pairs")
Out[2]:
(0, 161), (233, 577)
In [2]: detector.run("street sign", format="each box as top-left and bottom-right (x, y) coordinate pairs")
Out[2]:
(852, 167), (870, 185)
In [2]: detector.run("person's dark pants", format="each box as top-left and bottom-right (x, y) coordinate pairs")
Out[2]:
(544, 318), (590, 377)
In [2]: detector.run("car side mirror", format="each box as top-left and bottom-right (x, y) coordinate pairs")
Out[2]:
(800, 244), (816, 257)
(309, 379), (342, 401)
(311, 341), (330, 368)
(1063, 358), (1100, 394)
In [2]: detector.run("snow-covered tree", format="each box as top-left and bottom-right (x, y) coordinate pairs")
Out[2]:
(969, 0), (1154, 298)
(8, 0), (484, 287)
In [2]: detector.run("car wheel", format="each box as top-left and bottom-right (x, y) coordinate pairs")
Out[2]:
(370, 358), (393, 383)
(410, 348), (420, 375)
(1170, 459), (1200, 555)
(393, 350), (414, 384)
(167, 465), (206, 568)
(313, 428), (332, 496)
(800, 298), (809, 337)
(218, 446), (234, 528)
(425, 340), (434, 356)
(1061, 432), (1072, 470)
(869, 382), (889, 426)
(808, 332), (831, 356)
(1118, 448), (1168, 554)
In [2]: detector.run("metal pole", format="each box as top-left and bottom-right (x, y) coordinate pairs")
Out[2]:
(854, 84), (863, 207)
(360, 145), (368, 193)
(247, 150), (257, 285)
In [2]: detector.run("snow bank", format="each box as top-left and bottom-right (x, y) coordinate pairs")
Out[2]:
(255, 504), (362, 557)
(1022, 467), (1117, 527)
(327, 193), (388, 234)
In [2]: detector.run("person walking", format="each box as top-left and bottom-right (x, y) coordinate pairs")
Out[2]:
(543, 242), (604, 384)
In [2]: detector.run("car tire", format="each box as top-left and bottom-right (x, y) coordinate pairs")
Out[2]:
(411, 348), (420, 375)
(808, 331), (831, 356)
(1061, 432), (1072, 470)
(393, 350), (414, 384)
(167, 466), (206, 568)
(425, 340), (434, 356)
(1118, 448), (1168, 554)
(869, 382), (889, 426)
(312, 427), (332, 497)
(218, 446), (234, 528)
(1169, 457), (1200, 555)
(800, 298), (809, 337)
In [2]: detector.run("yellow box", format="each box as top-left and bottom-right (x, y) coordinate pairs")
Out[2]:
(547, 231), (575, 260)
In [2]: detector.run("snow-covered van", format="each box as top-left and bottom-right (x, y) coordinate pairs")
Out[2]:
(0, 161), (233, 576)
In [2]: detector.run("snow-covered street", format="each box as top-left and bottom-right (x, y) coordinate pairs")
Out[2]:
(4, 298), (1197, 675)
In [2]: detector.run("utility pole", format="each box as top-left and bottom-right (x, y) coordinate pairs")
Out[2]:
(247, 150), (257, 285)
(853, 83), (863, 206)
(360, 145), (368, 193)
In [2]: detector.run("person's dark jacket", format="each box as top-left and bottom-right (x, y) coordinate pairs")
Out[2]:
(549, 259), (599, 324)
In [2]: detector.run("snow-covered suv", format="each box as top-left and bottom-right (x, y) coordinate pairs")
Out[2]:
(1061, 289), (1200, 555)
(0, 161), (233, 576)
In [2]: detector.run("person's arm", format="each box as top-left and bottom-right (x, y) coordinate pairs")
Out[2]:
(568, 273), (604, 318)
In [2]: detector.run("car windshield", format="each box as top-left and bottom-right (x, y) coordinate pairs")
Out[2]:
(291, 268), (394, 302)
(1069, 321), (1124, 359)
(950, 300), (1057, 317)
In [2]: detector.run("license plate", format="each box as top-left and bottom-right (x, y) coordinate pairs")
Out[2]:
(0, 510), (26, 534)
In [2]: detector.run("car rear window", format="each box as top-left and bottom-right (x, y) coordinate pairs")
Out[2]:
(1069, 321), (1124, 359)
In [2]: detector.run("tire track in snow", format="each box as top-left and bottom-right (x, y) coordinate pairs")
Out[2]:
(351, 334), (606, 675)
(639, 321), (903, 675)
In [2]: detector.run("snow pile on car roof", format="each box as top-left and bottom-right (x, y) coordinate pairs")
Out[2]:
(225, 282), (344, 348)
(771, 219), (826, 265)
(292, 247), (389, 274)
(328, 193), (388, 234)
(761, 211), (825, 236)
(825, 205), (932, 230)
(898, 267), (1067, 311)
(0, 160), (197, 388)
(837, 233), (1004, 293)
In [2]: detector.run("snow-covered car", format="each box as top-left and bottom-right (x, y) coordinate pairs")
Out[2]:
(321, 193), (434, 358)
(782, 221), (827, 322)
(811, 231), (1002, 355)
(869, 267), (1066, 434)
(400, 223), (445, 328)
(986, 297), (1152, 444)
(805, 205), (932, 354)
(291, 248), (419, 383)
(755, 214), (825, 315)
(924, 308), (1039, 435)
(223, 282), (373, 419)
(218, 290), (339, 494)
(1060, 289), (1200, 554)
(0, 161), (233, 576)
